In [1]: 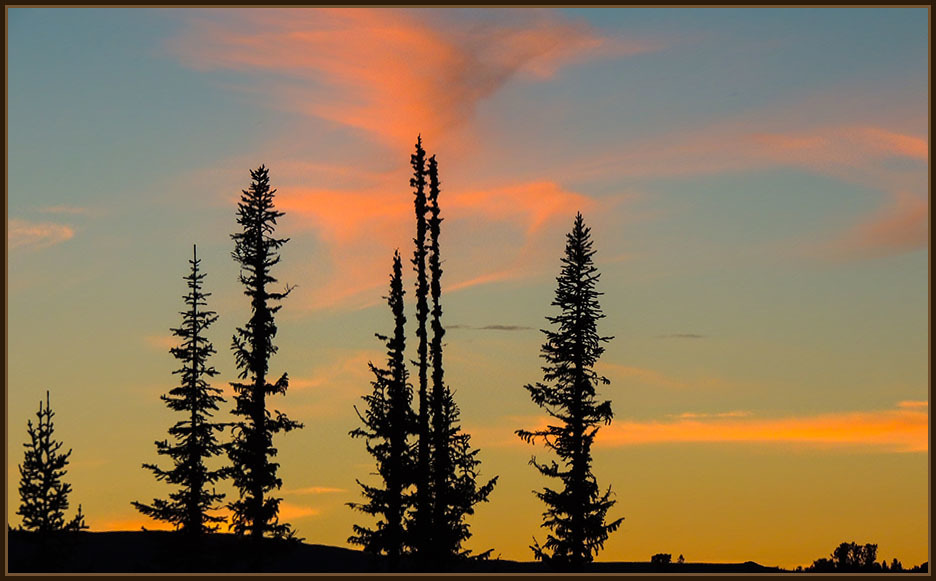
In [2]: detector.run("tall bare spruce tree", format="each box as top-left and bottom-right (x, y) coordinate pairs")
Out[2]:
(517, 213), (623, 569)
(17, 391), (87, 533)
(425, 154), (496, 564)
(228, 165), (302, 540)
(409, 136), (432, 557)
(133, 245), (229, 534)
(348, 251), (417, 568)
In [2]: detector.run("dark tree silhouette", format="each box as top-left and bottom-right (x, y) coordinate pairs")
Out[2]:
(17, 391), (87, 533)
(425, 153), (497, 564)
(348, 251), (418, 568)
(516, 212), (623, 569)
(228, 165), (302, 540)
(132, 245), (229, 535)
(409, 135), (432, 557)
(427, 153), (449, 558)
(808, 541), (881, 572)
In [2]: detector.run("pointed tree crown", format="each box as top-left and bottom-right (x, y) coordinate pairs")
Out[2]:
(17, 391), (86, 533)
(227, 165), (302, 540)
(132, 245), (229, 535)
(516, 212), (622, 568)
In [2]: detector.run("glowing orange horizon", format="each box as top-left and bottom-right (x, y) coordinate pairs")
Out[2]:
(479, 403), (927, 453)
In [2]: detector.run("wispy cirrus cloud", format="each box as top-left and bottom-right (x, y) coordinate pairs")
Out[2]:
(170, 8), (663, 151)
(578, 122), (927, 185)
(290, 350), (378, 392)
(8, 218), (75, 250)
(817, 190), (928, 260)
(277, 177), (600, 311)
(38, 204), (93, 215)
(570, 91), (927, 261)
(169, 8), (649, 313)
(281, 350), (383, 418)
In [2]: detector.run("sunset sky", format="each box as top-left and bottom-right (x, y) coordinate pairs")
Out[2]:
(7, 7), (928, 569)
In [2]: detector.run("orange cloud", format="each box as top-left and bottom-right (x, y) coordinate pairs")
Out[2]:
(93, 517), (176, 532)
(486, 404), (927, 453)
(278, 501), (320, 521)
(143, 335), (177, 351)
(281, 350), (384, 418)
(595, 406), (927, 452)
(94, 500), (317, 534)
(282, 486), (346, 495)
(279, 177), (597, 311)
(449, 181), (594, 236)
(898, 400), (928, 409)
(171, 8), (661, 150)
(8, 219), (75, 250)
(819, 191), (928, 260)
(290, 350), (378, 392)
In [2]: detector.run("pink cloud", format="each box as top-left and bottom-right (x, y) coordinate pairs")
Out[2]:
(170, 8), (661, 150)
(38, 205), (93, 215)
(751, 125), (928, 172)
(577, 123), (927, 184)
(446, 269), (527, 294)
(819, 191), (928, 260)
(568, 118), (926, 262)
(8, 219), (75, 250)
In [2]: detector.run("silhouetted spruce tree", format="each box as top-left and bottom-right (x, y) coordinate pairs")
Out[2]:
(516, 212), (623, 569)
(409, 135), (432, 557)
(348, 251), (418, 568)
(425, 154), (496, 564)
(228, 165), (302, 540)
(132, 245), (229, 535)
(17, 391), (87, 533)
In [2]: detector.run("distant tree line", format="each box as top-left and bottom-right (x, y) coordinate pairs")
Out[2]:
(802, 541), (928, 573)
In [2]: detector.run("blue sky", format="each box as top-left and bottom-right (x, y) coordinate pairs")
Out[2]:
(7, 7), (929, 568)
